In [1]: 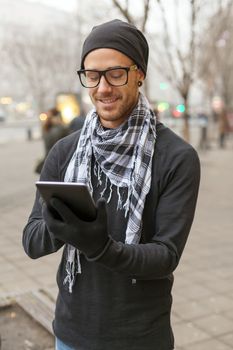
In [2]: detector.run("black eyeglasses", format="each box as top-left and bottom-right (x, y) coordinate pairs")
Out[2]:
(77, 64), (138, 88)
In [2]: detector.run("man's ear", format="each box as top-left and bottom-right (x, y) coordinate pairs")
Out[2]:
(137, 68), (145, 82)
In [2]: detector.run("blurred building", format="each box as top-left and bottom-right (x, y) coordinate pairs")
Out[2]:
(0, 0), (80, 119)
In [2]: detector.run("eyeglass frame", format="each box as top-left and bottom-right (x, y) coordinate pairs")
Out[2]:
(77, 64), (138, 88)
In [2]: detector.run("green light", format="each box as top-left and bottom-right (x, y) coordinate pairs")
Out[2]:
(176, 104), (185, 113)
(159, 82), (168, 90)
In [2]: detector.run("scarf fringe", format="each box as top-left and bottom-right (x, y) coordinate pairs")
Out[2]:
(63, 247), (82, 293)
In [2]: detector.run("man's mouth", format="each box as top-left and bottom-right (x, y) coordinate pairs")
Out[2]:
(98, 97), (119, 105)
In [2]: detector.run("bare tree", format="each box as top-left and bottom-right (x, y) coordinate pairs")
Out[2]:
(198, 1), (233, 111)
(112, 0), (151, 32)
(150, 0), (233, 141)
(148, 0), (205, 141)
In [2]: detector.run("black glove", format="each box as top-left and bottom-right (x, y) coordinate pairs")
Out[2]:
(42, 197), (110, 258)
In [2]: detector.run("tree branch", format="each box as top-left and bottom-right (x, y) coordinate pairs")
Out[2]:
(155, 0), (178, 82)
(141, 0), (151, 32)
(111, 0), (134, 23)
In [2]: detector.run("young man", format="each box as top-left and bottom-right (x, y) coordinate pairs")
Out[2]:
(23, 19), (200, 350)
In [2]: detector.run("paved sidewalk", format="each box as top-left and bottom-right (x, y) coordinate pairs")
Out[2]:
(0, 137), (233, 349)
(0, 139), (61, 300)
(173, 145), (233, 350)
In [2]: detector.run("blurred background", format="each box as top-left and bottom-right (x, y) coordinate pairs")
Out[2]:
(0, 1), (233, 349)
(0, 0), (232, 146)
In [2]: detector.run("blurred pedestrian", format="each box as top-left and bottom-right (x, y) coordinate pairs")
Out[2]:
(42, 108), (69, 156)
(198, 111), (209, 150)
(218, 107), (230, 148)
(35, 108), (69, 174)
(23, 19), (200, 350)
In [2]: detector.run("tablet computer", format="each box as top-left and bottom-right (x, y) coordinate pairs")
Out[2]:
(36, 181), (96, 221)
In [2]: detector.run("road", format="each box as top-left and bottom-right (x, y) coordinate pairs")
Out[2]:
(0, 119), (40, 144)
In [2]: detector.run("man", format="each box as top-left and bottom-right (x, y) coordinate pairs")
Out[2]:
(23, 19), (200, 350)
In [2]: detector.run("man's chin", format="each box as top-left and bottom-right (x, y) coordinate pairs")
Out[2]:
(98, 112), (115, 123)
(97, 106), (117, 119)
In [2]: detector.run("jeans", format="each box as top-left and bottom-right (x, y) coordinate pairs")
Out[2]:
(55, 337), (174, 350)
(55, 337), (75, 350)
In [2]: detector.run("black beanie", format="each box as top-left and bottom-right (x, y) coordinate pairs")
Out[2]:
(81, 19), (149, 76)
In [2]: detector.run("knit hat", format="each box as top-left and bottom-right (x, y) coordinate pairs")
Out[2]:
(80, 19), (149, 76)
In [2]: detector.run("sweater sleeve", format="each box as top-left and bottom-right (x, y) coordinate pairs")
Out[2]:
(22, 143), (64, 259)
(88, 145), (201, 280)
(23, 132), (80, 259)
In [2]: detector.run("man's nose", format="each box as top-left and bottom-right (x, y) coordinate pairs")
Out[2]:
(97, 75), (112, 92)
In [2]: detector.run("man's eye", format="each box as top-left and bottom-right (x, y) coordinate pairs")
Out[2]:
(109, 70), (124, 79)
(86, 73), (99, 81)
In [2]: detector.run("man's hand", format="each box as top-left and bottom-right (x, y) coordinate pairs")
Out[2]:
(42, 197), (110, 258)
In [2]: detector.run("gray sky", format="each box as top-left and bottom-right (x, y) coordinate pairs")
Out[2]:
(27, 0), (77, 12)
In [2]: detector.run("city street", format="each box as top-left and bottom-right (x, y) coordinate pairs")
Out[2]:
(1, 0), (233, 348)
(0, 133), (233, 349)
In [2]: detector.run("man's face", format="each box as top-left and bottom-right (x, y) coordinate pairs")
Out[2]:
(84, 48), (144, 129)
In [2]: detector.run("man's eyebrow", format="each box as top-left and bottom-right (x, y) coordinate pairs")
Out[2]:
(84, 65), (127, 71)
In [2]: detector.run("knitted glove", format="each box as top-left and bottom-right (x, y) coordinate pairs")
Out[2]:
(42, 197), (110, 258)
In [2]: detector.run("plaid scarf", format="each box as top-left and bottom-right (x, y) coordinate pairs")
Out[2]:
(64, 93), (156, 292)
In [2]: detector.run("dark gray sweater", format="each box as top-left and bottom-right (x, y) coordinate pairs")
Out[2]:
(23, 122), (200, 350)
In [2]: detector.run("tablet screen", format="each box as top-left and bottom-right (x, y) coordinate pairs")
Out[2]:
(36, 181), (96, 221)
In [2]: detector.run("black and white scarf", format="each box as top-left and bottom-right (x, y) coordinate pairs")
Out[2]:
(64, 93), (156, 292)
